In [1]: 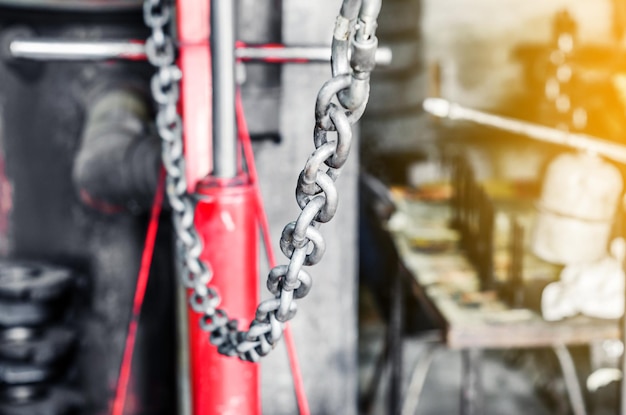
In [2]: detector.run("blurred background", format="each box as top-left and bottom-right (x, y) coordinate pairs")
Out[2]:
(359, 0), (626, 414)
(1, 0), (626, 414)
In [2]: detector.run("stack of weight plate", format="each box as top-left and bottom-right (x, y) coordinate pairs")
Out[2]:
(0, 261), (82, 415)
(361, 0), (430, 179)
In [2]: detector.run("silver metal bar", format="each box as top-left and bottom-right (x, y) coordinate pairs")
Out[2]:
(176, 273), (192, 415)
(9, 39), (146, 61)
(424, 97), (626, 164)
(211, 0), (238, 179)
(553, 344), (587, 415)
(460, 348), (484, 415)
(236, 46), (392, 65)
(8, 38), (392, 66)
(239, 46), (331, 61)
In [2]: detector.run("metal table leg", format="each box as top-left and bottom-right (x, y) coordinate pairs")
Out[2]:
(388, 267), (406, 415)
(460, 348), (483, 415)
(553, 344), (587, 415)
(360, 335), (389, 415)
(401, 344), (440, 415)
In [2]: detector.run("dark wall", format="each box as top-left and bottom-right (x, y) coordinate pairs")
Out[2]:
(0, 9), (175, 414)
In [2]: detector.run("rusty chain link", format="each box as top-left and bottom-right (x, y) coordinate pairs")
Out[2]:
(144, 0), (381, 362)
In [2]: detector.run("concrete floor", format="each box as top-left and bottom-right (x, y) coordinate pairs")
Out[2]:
(358, 295), (552, 415)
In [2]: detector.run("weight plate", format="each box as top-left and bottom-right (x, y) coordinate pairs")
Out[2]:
(0, 327), (75, 365)
(0, 361), (56, 385)
(0, 301), (52, 328)
(0, 261), (73, 302)
(0, 384), (46, 405)
(0, 387), (83, 415)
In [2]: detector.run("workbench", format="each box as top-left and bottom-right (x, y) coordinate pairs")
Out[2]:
(386, 188), (620, 415)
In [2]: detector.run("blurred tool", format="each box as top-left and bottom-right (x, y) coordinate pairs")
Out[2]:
(542, 238), (626, 321)
(450, 156), (495, 291)
(527, 9), (623, 265)
(513, 9), (626, 142)
(543, 10), (587, 132)
(532, 152), (622, 264)
(423, 98), (626, 164)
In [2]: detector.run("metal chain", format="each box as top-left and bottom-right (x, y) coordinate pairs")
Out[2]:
(545, 11), (587, 131)
(144, 0), (381, 362)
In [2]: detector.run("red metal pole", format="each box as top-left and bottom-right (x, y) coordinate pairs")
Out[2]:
(190, 176), (260, 415)
(177, 0), (212, 192)
(177, 1), (261, 414)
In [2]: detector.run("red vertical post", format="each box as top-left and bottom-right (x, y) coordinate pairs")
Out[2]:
(190, 176), (260, 415)
(177, 1), (261, 414)
(177, 0), (212, 192)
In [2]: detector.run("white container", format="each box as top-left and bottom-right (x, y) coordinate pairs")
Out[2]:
(531, 152), (623, 264)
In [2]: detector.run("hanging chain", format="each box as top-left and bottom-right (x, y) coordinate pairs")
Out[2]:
(143, 0), (381, 362)
(545, 10), (587, 132)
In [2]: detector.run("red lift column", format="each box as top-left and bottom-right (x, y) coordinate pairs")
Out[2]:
(177, 0), (261, 414)
(191, 177), (260, 415)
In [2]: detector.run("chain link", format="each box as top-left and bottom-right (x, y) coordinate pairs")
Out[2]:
(144, 0), (381, 362)
(545, 11), (587, 131)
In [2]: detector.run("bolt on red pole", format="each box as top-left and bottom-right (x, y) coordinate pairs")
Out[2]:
(177, 1), (261, 414)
